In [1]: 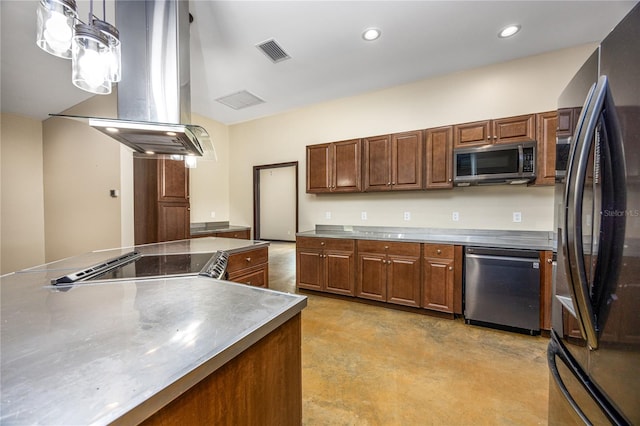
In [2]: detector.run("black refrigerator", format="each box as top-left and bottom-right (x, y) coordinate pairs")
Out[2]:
(548, 3), (640, 425)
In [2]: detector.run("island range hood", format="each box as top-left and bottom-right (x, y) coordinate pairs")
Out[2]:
(53, 0), (209, 157)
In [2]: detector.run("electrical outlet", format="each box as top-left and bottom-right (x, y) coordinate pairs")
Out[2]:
(210, 211), (216, 218)
(513, 212), (522, 223)
(452, 212), (459, 222)
(361, 211), (368, 220)
(403, 211), (411, 221)
(325, 211), (332, 220)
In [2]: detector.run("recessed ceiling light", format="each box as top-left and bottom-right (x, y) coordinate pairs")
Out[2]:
(362, 28), (381, 41)
(498, 24), (521, 38)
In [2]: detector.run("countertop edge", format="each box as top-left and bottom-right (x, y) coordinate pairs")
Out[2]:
(111, 289), (307, 426)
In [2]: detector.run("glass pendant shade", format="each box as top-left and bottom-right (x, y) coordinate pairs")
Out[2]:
(71, 23), (111, 95)
(36, 0), (78, 59)
(93, 19), (121, 82)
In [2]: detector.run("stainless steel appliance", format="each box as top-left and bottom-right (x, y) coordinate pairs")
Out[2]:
(464, 246), (541, 334)
(548, 4), (640, 424)
(453, 141), (536, 186)
(51, 250), (229, 284)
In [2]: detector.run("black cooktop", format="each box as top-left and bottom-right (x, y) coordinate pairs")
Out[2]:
(52, 252), (217, 284)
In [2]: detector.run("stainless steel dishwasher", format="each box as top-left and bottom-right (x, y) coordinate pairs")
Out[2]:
(464, 246), (540, 334)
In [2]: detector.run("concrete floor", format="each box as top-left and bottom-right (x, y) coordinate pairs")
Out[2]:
(267, 241), (550, 425)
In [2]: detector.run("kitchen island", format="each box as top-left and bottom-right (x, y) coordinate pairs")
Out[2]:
(0, 238), (307, 425)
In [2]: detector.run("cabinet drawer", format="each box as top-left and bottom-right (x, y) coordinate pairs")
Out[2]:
(216, 230), (250, 239)
(424, 244), (454, 259)
(227, 264), (268, 288)
(226, 247), (268, 273)
(357, 240), (420, 256)
(296, 237), (354, 251)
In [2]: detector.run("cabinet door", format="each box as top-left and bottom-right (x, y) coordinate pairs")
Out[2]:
(333, 139), (362, 192)
(535, 111), (558, 186)
(387, 254), (422, 307)
(392, 131), (423, 190)
(453, 120), (491, 148)
(159, 158), (189, 202)
(357, 252), (387, 301)
(493, 114), (536, 144)
(296, 248), (323, 291)
(363, 135), (392, 191)
(306, 144), (332, 193)
(556, 108), (575, 138)
(324, 250), (355, 296)
(228, 265), (268, 288)
(157, 203), (190, 242)
(423, 257), (454, 313)
(425, 126), (453, 189)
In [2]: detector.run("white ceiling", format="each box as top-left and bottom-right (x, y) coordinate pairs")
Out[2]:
(1, 1), (637, 125)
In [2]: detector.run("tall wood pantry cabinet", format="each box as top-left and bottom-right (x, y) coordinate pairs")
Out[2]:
(134, 157), (190, 244)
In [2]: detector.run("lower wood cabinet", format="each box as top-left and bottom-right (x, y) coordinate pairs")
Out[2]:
(423, 244), (462, 314)
(226, 247), (269, 288)
(356, 240), (421, 308)
(296, 237), (355, 296)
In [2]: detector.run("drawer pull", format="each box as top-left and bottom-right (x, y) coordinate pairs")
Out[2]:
(320, 241), (325, 246)
(437, 249), (442, 254)
(449, 266), (453, 271)
(245, 257), (251, 262)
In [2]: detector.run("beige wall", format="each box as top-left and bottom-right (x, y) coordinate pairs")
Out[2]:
(189, 113), (231, 223)
(42, 93), (127, 261)
(228, 44), (597, 232)
(1, 113), (46, 273)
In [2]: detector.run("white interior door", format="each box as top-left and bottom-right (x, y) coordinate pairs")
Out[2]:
(259, 165), (296, 241)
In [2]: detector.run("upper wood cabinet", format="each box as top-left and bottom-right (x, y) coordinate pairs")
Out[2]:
(425, 126), (453, 189)
(453, 114), (536, 148)
(363, 130), (423, 191)
(556, 108), (576, 138)
(306, 139), (361, 193)
(535, 111), (558, 186)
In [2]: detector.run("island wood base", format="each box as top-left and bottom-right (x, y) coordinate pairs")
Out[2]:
(141, 314), (302, 426)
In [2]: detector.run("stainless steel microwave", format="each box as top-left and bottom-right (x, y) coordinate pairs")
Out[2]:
(453, 141), (537, 186)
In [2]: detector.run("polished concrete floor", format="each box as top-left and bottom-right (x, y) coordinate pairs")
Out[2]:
(267, 241), (550, 425)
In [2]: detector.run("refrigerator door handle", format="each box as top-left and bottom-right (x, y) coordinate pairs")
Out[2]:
(563, 79), (602, 349)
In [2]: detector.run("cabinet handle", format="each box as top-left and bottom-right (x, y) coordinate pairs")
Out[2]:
(547, 258), (553, 264)
(245, 257), (251, 262)
(392, 182), (396, 185)
(449, 266), (453, 271)
(437, 249), (442, 254)
(387, 182), (391, 185)
(384, 245), (389, 249)
(320, 241), (325, 246)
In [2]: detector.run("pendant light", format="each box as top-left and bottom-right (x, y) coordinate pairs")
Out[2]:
(36, 0), (78, 59)
(72, 23), (111, 94)
(36, 0), (121, 95)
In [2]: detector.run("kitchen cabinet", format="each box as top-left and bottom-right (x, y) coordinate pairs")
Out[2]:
(423, 244), (462, 314)
(134, 157), (190, 244)
(535, 111), (558, 186)
(296, 237), (355, 296)
(226, 246), (269, 288)
(556, 107), (577, 138)
(306, 139), (361, 193)
(356, 240), (421, 307)
(425, 126), (453, 189)
(453, 114), (536, 148)
(363, 131), (423, 191)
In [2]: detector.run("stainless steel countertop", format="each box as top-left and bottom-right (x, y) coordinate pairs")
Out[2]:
(297, 225), (555, 251)
(0, 239), (306, 425)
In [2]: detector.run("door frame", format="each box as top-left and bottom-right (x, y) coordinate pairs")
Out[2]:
(253, 161), (299, 241)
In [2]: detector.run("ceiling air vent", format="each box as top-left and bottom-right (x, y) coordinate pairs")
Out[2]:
(256, 38), (291, 63)
(216, 90), (265, 110)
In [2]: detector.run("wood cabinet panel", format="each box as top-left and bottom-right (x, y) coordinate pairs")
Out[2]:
(453, 120), (491, 147)
(535, 111), (558, 186)
(556, 108), (575, 138)
(424, 244), (454, 258)
(215, 230), (250, 240)
(363, 135), (392, 191)
(540, 250), (553, 330)
(296, 249), (323, 291)
(425, 126), (453, 189)
(357, 253), (387, 301)
(324, 251), (355, 295)
(423, 258), (454, 313)
(227, 264), (268, 288)
(306, 144), (331, 193)
(493, 114), (536, 144)
(392, 130), (423, 190)
(159, 158), (189, 202)
(333, 139), (362, 192)
(227, 247), (269, 273)
(387, 255), (421, 307)
(157, 203), (190, 243)
(296, 237), (355, 295)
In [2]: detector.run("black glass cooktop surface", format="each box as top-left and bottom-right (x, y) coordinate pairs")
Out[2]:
(89, 252), (216, 281)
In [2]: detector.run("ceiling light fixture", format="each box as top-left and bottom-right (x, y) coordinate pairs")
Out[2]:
(498, 24), (521, 38)
(36, 0), (121, 95)
(362, 27), (381, 41)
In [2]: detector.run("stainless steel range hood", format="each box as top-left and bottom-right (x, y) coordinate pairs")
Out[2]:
(52, 0), (209, 157)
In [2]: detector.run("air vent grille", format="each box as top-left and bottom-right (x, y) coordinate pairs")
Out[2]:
(216, 90), (265, 110)
(256, 39), (291, 63)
